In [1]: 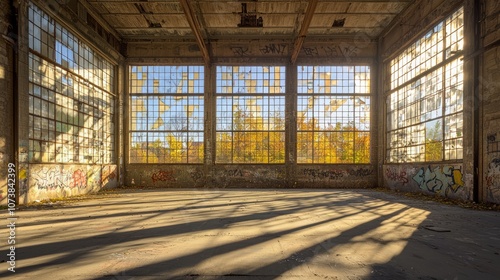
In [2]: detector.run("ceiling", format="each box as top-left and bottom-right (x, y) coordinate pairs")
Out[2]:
(86, 0), (414, 42)
(80, 0), (415, 63)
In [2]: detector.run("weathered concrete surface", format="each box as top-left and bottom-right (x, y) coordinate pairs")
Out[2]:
(1, 189), (500, 279)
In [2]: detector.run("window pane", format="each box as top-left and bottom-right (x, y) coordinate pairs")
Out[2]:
(386, 7), (463, 163)
(215, 66), (285, 163)
(297, 65), (371, 164)
(129, 65), (204, 163)
(28, 3), (115, 164)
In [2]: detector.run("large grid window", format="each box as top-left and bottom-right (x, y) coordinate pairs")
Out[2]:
(297, 66), (371, 163)
(387, 7), (464, 163)
(129, 66), (204, 163)
(28, 4), (115, 164)
(216, 66), (285, 163)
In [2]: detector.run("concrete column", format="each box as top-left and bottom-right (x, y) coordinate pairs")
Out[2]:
(204, 63), (215, 187)
(0, 0), (15, 205)
(462, 0), (480, 201)
(286, 63), (297, 187)
(17, 0), (30, 204)
(117, 60), (126, 186)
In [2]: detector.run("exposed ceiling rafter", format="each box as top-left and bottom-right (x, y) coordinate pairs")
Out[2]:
(290, 0), (318, 64)
(179, 0), (211, 66)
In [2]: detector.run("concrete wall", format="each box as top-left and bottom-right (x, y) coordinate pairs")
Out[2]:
(126, 165), (376, 189)
(0, 0), (14, 205)
(384, 164), (471, 200)
(13, 0), (123, 204)
(482, 0), (500, 204)
(3, 0), (498, 205)
(380, 0), (500, 204)
(380, 0), (477, 201)
(26, 164), (118, 201)
(124, 38), (378, 190)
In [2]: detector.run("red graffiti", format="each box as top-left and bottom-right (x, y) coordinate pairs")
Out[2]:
(71, 169), (87, 188)
(151, 170), (176, 183)
(385, 168), (409, 185)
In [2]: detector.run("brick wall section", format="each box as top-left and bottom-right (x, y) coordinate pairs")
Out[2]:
(0, 0), (14, 205)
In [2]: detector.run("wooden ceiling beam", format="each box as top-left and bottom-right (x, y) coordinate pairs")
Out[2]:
(179, 0), (211, 66)
(290, 0), (318, 64)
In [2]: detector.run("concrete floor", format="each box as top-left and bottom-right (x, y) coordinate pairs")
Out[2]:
(2, 189), (500, 280)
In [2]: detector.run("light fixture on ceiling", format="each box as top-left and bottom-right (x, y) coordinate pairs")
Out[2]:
(238, 3), (263, 28)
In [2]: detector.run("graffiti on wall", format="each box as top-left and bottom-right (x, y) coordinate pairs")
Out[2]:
(259, 44), (287, 55)
(348, 168), (374, 177)
(412, 166), (464, 194)
(222, 168), (244, 177)
(486, 158), (500, 188)
(151, 170), (176, 183)
(302, 47), (319, 56)
(385, 168), (409, 185)
(487, 133), (499, 153)
(226, 43), (372, 58)
(189, 168), (204, 183)
(300, 45), (362, 59)
(19, 167), (28, 196)
(486, 158), (500, 203)
(303, 167), (373, 182)
(32, 167), (89, 190)
(30, 165), (109, 192)
(303, 168), (345, 181)
(230, 46), (250, 57)
(249, 168), (285, 181)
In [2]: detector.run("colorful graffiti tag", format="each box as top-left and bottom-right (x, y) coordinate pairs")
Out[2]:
(412, 166), (464, 194)
(32, 167), (88, 190)
(71, 169), (87, 188)
(19, 167), (28, 195)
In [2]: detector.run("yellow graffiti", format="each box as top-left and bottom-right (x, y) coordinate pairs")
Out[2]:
(450, 169), (465, 192)
(20, 169), (27, 180)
